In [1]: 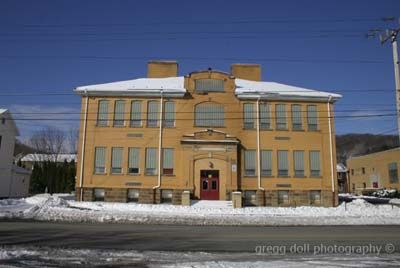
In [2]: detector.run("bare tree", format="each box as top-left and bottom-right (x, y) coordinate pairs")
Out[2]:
(67, 128), (79, 154)
(30, 126), (66, 162)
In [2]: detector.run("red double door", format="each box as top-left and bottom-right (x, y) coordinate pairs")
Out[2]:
(200, 170), (219, 200)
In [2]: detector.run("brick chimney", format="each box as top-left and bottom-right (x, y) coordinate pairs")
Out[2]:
(147, 60), (178, 78)
(231, 63), (261, 81)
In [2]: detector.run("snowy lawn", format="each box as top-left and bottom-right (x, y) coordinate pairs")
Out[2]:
(1, 194), (400, 226)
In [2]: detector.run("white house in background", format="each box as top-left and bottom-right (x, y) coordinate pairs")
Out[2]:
(20, 153), (77, 170)
(0, 108), (31, 198)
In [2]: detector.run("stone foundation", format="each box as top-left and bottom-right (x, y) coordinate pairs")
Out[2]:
(105, 188), (127, 202)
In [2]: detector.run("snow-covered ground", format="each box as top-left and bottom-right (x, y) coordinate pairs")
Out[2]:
(1, 246), (399, 267)
(1, 194), (400, 226)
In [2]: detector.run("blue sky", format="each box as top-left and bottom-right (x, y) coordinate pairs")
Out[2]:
(0, 0), (399, 141)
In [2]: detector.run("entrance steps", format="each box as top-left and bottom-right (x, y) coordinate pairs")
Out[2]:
(190, 200), (233, 209)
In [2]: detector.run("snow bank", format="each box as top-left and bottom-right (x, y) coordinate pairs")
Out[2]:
(1, 194), (400, 226)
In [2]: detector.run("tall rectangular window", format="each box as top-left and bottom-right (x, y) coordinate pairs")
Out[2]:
(291, 104), (303, 130)
(261, 150), (272, 176)
(244, 150), (256, 176)
(259, 103), (271, 130)
(128, 148), (140, 175)
(147, 101), (159, 128)
(243, 103), (255, 129)
(130, 101), (142, 127)
(94, 147), (106, 174)
(310, 151), (321, 177)
(277, 150), (289, 177)
(195, 102), (224, 127)
(162, 148), (174, 175)
(307, 105), (318, 131)
(114, 100), (125, 127)
(111, 147), (123, 174)
(97, 100), (109, 126)
(276, 104), (287, 130)
(293, 150), (305, 177)
(145, 148), (158, 175)
(164, 101), (175, 128)
(389, 162), (399, 183)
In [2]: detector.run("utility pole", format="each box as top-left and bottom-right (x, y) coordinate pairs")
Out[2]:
(369, 18), (400, 143)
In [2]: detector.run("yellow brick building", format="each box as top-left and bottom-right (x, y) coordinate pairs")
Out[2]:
(347, 147), (400, 193)
(74, 61), (341, 206)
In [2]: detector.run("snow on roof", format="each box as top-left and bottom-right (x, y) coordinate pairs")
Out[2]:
(21, 154), (77, 163)
(75, 76), (342, 101)
(0, 108), (7, 114)
(75, 77), (186, 97)
(235, 79), (342, 101)
(12, 164), (32, 174)
(337, 163), (348, 173)
(349, 147), (400, 160)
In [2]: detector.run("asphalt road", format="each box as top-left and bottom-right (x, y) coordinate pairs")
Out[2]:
(1, 221), (400, 253)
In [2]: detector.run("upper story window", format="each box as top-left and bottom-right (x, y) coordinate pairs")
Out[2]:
(309, 151), (321, 177)
(97, 100), (109, 127)
(195, 102), (224, 127)
(195, 79), (224, 93)
(130, 101), (142, 128)
(163, 101), (175, 128)
(275, 104), (287, 130)
(389, 162), (399, 183)
(291, 104), (303, 131)
(243, 103), (255, 129)
(147, 101), (159, 128)
(259, 103), (271, 130)
(113, 100), (125, 127)
(307, 105), (318, 131)
(94, 147), (106, 174)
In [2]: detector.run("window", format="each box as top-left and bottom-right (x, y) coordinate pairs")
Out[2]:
(276, 104), (287, 130)
(111, 147), (123, 174)
(362, 182), (366, 189)
(127, 189), (139, 202)
(130, 101), (142, 127)
(147, 101), (159, 128)
(277, 150), (289, 177)
(94, 147), (106, 174)
(244, 191), (257, 206)
(310, 190), (321, 205)
(195, 102), (224, 127)
(293, 150), (305, 177)
(351, 169), (354, 176)
(161, 189), (173, 203)
(291, 105), (303, 130)
(362, 167), (365, 174)
(259, 103), (271, 130)
(94, 189), (105, 201)
(389, 162), (399, 183)
(145, 148), (158, 175)
(97, 100), (109, 126)
(243, 103), (255, 129)
(278, 190), (289, 205)
(162, 148), (174, 175)
(261, 150), (272, 176)
(244, 150), (256, 176)
(113, 100), (125, 127)
(164, 101), (175, 128)
(1, 118), (5, 124)
(211, 180), (218, 190)
(307, 105), (318, 131)
(310, 151), (321, 177)
(128, 148), (140, 175)
(195, 79), (224, 92)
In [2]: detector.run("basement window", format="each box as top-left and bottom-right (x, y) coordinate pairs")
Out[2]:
(94, 189), (105, 202)
(127, 189), (139, 203)
(161, 190), (173, 204)
(244, 191), (257, 206)
(277, 190), (289, 205)
(310, 190), (321, 205)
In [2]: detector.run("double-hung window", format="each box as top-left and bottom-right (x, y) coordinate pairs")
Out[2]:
(277, 150), (289, 177)
(291, 104), (303, 130)
(145, 148), (158, 175)
(307, 105), (318, 131)
(130, 101), (142, 127)
(97, 100), (109, 126)
(163, 101), (175, 128)
(94, 147), (106, 174)
(259, 103), (271, 130)
(128, 148), (140, 175)
(114, 100), (125, 127)
(162, 148), (174, 175)
(195, 102), (224, 127)
(147, 101), (159, 128)
(243, 103), (255, 129)
(276, 104), (287, 130)
(309, 151), (321, 177)
(293, 150), (305, 177)
(111, 147), (123, 174)
(261, 150), (272, 176)
(389, 162), (399, 183)
(244, 150), (256, 176)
